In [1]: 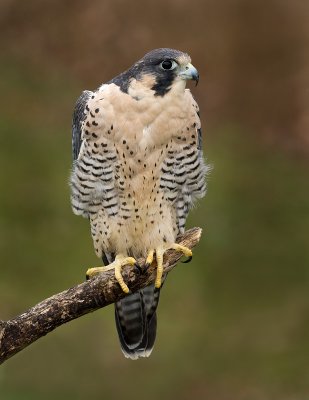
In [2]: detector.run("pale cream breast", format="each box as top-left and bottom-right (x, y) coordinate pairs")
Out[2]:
(80, 82), (201, 258)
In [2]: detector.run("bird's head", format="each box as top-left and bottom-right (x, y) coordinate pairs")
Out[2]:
(111, 48), (199, 98)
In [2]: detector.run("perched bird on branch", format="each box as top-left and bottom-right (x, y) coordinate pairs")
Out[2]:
(70, 48), (209, 359)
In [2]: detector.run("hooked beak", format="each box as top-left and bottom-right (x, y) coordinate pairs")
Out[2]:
(178, 63), (199, 86)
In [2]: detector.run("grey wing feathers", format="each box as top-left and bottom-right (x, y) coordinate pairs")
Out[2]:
(197, 111), (203, 151)
(176, 127), (207, 232)
(72, 90), (93, 161)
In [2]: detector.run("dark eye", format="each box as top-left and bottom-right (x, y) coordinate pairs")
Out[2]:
(160, 59), (177, 70)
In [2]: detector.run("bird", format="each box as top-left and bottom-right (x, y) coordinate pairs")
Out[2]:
(70, 48), (208, 360)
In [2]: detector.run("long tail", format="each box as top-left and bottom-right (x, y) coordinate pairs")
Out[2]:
(114, 284), (161, 360)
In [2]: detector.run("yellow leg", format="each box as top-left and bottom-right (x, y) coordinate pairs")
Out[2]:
(155, 248), (164, 289)
(145, 249), (154, 267)
(86, 254), (136, 294)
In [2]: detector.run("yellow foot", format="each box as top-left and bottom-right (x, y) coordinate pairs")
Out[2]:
(154, 244), (193, 289)
(145, 249), (154, 267)
(86, 255), (136, 294)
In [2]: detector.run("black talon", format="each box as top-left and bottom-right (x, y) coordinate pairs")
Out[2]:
(182, 255), (193, 264)
(144, 262), (150, 271)
(134, 263), (142, 275)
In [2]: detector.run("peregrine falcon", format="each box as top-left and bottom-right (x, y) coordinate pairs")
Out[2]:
(70, 48), (208, 359)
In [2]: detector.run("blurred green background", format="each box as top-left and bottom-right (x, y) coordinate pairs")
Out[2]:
(0, 1), (308, 399)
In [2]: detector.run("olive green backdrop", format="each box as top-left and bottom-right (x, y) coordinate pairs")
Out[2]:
(0, 1), (308, 399)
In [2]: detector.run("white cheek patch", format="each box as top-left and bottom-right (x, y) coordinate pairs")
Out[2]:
(128, 75), (156, 100)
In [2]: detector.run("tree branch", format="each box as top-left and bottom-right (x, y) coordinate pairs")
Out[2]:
(0, 227), (202, 364)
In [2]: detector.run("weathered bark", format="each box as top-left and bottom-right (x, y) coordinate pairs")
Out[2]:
(0, 227), (202, 365)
